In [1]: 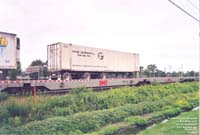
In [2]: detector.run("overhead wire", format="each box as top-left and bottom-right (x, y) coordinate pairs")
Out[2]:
(168, 0), (199, 22)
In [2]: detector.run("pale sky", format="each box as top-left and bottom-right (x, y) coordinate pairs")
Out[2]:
(0, 0), (199, 72)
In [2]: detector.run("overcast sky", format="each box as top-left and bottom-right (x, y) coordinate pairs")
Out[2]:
(0, 0), (199, 72)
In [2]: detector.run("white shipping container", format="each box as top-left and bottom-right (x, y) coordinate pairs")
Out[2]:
(0, 32), (17, 69)
(47, 42), (139, 72)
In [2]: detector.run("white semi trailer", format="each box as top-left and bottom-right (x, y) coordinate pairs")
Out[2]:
(47, 42), (139, 80)
(0, 32), (20, 79)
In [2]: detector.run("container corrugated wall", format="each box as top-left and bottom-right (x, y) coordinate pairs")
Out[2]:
(48, 43), (140, 72)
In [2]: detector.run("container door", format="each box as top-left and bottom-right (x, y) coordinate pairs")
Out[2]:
(47, 43), (61, 71)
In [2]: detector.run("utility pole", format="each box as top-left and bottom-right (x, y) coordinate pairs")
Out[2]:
(38, 66), (39, 80)
(180, 64), (183, 77)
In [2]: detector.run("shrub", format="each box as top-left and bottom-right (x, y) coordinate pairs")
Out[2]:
(103, 125), (123, 135)
(188, 98), (199, 107)
(152, 107), (181, 119)
(0, 106), (9, 124)
(134, 118), (147, 126)
(10, 99), (173, 134)
(107, 109), (129, 123)
(29, 82), (198, 122)
(124, 116), (147, 126)
(70, 87), (92, 95)
(52, 107), (73, 116)
(0, 92), (9, 101)
(8, 116), (21, 126)
(151, 81), (160, 86)
(69, 130), (83, 135)
(7, 102), (31, 117)
(0, 82), (198, 134)
(175, 99), (193, 111)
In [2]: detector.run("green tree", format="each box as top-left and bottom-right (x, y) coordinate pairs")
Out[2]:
(31, 59), (43, 66)
(28, 60), (48, 80)
(143, 69), (150, 77)
(147, 64), (157, 77)
(8, 62), (22, 80)
(184, 71), (196, 77)
(171, 71), (179, 77)
(155, 69), (166, 77)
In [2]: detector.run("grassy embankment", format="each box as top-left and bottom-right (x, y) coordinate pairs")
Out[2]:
(0, 82), (198, 135)
(137, 109), (199, 135)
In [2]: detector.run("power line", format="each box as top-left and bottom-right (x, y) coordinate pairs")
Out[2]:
(168, 0), (199, 22)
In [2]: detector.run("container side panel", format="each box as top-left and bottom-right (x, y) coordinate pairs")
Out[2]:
(70, 45), (138, 72)
(47, 46), (51, 70)
(0, 32), (16, 69)
(135, 54), (140, 71)
(61, 43), (71, 70)
(71, 45), (88, 70)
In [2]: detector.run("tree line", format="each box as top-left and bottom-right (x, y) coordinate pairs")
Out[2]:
(140, 64), (199, 77)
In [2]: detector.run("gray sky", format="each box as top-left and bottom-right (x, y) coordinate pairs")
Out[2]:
(0, 0), (199, 72)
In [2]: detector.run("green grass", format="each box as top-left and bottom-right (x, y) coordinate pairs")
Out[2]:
(137, 109), (199, 135)
(0, 82), (198, 135)
(1, 82), (196, 125)
(84, 123), (127, 135)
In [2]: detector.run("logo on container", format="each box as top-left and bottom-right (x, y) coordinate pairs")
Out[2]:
(98, 52), (104, 60)
(0, 37), (8, 47)
(0, 37), (8, 57)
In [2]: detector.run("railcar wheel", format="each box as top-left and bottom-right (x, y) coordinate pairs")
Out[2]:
(63, 72), (72, 80)
(83, 73), (91, 80)
(100, 73), (107, 79)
